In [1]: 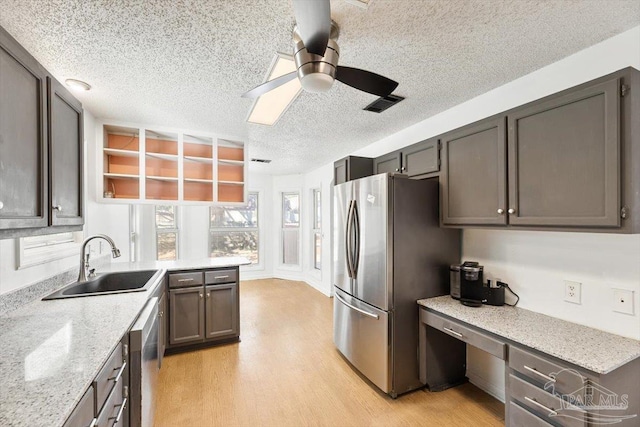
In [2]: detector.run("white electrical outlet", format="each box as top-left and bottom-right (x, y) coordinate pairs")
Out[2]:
(612, 288), (634, 315)
(564, 280), (582, 304)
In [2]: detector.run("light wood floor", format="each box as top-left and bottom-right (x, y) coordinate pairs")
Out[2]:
(155, 279), (504, 427)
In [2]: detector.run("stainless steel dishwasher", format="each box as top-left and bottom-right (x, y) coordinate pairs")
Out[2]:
(129, 297), (159, 427)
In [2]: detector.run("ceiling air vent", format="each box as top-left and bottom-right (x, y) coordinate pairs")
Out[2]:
(251, 158), (272, 164)
(363, 95), (404, 113)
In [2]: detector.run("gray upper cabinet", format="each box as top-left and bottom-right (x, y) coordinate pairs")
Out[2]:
(169, 286), (205, 346)
(402, 138), (439, 178)
(0, 27), (48, 230)
(48, 77), (84, 226)
(441, 116), (507, 226)
(334, 156), (373, 185)
(205, 284), (239, 340)
(374, 151), (402, 175)
(507, 77), (621, 228)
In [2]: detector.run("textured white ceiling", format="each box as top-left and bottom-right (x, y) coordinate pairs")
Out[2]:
(1, 0), (639, 174)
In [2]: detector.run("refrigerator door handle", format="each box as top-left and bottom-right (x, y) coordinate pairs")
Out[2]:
(345, 200), (355, 279)
(335, 293), (379, 319)
(352, 200), (360, 279)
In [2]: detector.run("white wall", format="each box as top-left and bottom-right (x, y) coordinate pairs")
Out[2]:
(297, 25), (640, 402)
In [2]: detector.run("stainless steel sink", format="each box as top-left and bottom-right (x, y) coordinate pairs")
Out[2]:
(43, 270), (162, 300)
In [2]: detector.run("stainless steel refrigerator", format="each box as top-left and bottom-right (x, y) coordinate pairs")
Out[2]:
(333, 173), (460, 397)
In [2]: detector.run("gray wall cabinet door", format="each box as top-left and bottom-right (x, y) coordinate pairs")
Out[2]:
(0, 28), (48, 229)
(374, 151), (401, 175)
(48, 77), (84, 226)
(507, 78), (620, 227)
(402, 138), (439, 178)
(441, 117), (507, 225)
(205, 284), (238, 340)
(334, 157), (347, 185)
(169, 287), (205, 346)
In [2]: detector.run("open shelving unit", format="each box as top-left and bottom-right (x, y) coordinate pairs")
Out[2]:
(99, 123), (247, 205)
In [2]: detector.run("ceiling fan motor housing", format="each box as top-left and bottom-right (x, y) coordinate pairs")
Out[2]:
(293, 24), (340, 93)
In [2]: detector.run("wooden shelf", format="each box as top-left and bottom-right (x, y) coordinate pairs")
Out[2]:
(104, 148), (139, 158)
(218, 180), (244, 185)
(146, 152), (178, 161)
(185, 155), (214, 164)
(104, 173), (140, 180)
(184, 178), (214, 183)
(147, 175), (179, 182)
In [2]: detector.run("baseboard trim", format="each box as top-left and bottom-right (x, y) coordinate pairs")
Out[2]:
(466, 370), (505, 403)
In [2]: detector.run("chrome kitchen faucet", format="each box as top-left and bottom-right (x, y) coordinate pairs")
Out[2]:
(78, 234), (121, 282)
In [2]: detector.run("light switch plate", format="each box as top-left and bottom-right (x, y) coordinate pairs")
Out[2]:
(564, 280), (581, 304)
(612, 288), (634, 315)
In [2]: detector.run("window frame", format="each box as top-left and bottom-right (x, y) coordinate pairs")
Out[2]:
(16, 231), (84, 269)
(312, 188), (322, 271)
(155, 205), (179, 261)
(280, 191), (301, 269)
(208, 191), (261, 267)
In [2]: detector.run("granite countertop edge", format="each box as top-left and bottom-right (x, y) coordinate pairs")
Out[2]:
(417, 296), (640, 375)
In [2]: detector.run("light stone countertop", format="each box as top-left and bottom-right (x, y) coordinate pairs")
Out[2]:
(0, 257), (249, 427)
(99, 256), (251, 273)
(417, 296), (640, 375)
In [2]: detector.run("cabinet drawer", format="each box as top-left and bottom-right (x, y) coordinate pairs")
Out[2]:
(509, 374), (585, 427)
(63, 386), (96, 427)
(205, 269), (237, 285)
(169, 272), (203, 288)
(96, 380), (125, 427)
(93, 342), (125, 414)
(509, 346), (587, 397)
(422, 310), (506, 359)
(509, 402), (553, 427)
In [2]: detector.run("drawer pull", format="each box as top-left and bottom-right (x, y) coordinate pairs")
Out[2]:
(178, 278), (194, 282)
(524, 396), (558, 416)
(443, 327), (463, 338)
(214, 275), (230, 279)
(109, 361), (127, 383)
(89, 418), (98, 427)
(109, 397), (128, 424)
(524, 365), (556, 383)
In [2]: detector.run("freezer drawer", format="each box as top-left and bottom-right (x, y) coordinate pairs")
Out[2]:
(333, 287), (390, 393)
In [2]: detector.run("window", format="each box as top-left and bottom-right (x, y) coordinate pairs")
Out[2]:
(17, 231), (83, 268)
(209, 192), (259, 264)
(312, 189), (322, 270)
(155, 206), (178, 261)
(282, 192), (300, 265)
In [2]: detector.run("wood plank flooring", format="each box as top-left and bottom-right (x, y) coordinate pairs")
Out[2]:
(155, 279), (504, 427)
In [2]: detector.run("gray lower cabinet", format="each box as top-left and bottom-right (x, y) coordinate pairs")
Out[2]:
(440, 116), (507, 226)
(507, 77), (621, 228)
(63, 387), (95, 427)
(48, 77), (84, 226)
(0, 26), (49, 230)
(169, 286), (205, 346)
(374, 151), (402, 175)
(168, 268), (240, 349)
(158, 290), (166, 368)
(402, 138), (439, 178)
(205, 284), (238, 339)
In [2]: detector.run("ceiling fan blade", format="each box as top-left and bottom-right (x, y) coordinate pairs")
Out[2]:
(293, 0), (331, 56)
(335, 66), (399, 97)
(241, 71), (298, 99)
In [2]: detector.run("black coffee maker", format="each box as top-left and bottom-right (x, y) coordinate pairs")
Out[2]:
(459, 261), (485, 307)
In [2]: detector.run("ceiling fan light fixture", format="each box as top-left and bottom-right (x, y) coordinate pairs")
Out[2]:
(65, 78), (91, 91)
(299, 73), (334, 93)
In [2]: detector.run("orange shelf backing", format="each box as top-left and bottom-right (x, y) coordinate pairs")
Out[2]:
(107, 134), (139, 151)
(146, 157), (178, 178)
(184, 143), (213, 158)
(184, 162), (212, 180)
(106, 178), (139, 199)
(146, 179), (178, 200)
(107, 156), (139, 175)
(185, 181), (213, 202)
(218, 164), (244, 182)
(146, 138), (178, 155)
(218, 146), (244, 161)
(218, 183), (244, 203)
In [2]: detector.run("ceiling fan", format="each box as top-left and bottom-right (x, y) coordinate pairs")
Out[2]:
(242, 0), (399, 99)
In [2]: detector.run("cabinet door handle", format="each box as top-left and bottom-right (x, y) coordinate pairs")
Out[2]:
(214, 275), (229, 280)
(401, 166), (406, 172)
(178, 278), (194, 282)
(89, 418), (98, 427)
(497, 208), (504, 215)
(109, 361), (127, 383)
(206, 292), (210, 298)
(508, 208), (516, 214)
(443, 327), (463, 338)
(523, 365), (556, 383)
(524, 396), (557, 416)
(199, 293), (203, 298)
(394, 168), (399, 172)
(52, 205), (63, 212)
(109, 397), (128, 424)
